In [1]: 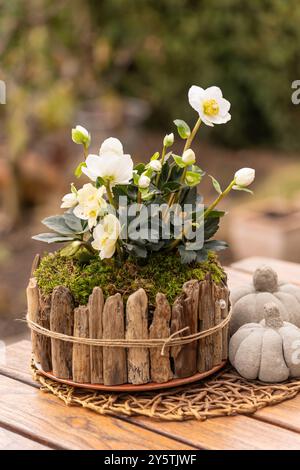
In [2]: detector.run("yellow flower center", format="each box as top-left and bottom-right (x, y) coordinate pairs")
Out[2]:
(88, 209), (97, 218)
(203, 99), (219, 116)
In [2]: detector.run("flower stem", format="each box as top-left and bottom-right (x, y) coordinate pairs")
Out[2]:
(183, 117), (201, 152)
(105, 182), (117, 210)
(155, 145), (166, 186)
(166, 117), (202, 208)
(167, 180), (235, 253)
(204, 180), (235, 219)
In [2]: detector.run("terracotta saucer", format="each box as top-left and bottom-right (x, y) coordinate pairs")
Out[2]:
(35, 361), (226, 392)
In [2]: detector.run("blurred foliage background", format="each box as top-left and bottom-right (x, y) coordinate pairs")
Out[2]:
(1, 0), (300, 155)
(1, 0), (300, 340)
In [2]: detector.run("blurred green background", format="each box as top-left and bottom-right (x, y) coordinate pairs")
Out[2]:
(2, 0), (300, 153)
(1, 0), (300, 341)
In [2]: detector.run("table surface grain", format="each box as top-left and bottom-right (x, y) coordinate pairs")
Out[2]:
(1, 256), (300, 450)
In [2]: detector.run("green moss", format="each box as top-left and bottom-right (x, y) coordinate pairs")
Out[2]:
(35, 251), (226, 308)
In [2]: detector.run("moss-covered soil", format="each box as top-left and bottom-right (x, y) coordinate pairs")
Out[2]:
(35, 251), (226, 308)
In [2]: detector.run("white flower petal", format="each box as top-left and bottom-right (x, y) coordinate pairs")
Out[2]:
(99, 137), (123, 157)
(188, 85), (205, 113)
(203, 86), (223, 100)
(218, 98), (231, 116)
(209, 112), (231, 124)
(99, 240), (117, 260)
(73, 204), (88, 220)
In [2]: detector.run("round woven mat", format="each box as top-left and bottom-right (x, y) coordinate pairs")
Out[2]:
(32, 363), (300, 421)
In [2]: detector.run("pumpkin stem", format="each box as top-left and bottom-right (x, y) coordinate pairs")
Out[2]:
(264, 302), (284, 329)
(253, 266), (278, 293)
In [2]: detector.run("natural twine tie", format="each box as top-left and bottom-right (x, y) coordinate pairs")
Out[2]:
(26, 308), (232, 356)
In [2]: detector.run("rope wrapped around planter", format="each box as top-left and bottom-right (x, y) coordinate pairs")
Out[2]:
(26, 309), (232, 356)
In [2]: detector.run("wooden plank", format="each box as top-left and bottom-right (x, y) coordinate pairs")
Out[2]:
(50, 286), (74, 379)
(3, 331), (300, 449)
(0, 426), (51, 450)
(72, 306), (91, 383)
(102, 294), (127, 385)
(132, 414), (300, 450)
(88, 287), (104, 384)
(149, 293), (172, 383)
(254, 394), (300, 434)
(231, 257), (300, 285)
(0, 374), (194, 450)
(126, 289), (149, 385)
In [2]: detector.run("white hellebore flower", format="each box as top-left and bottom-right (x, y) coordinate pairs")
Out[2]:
(163, 133), (174, 148)
(73, 183), (107, 229)
(234, 168), (255, 187)
(92, 214), (121, 260)
(182, 149), (196, 166)
(61, 192), (77, 209)
(188, 85), (231, 127)
(138, 174), (151, 189)
(82, 137), (133, 186)
(149, 160), (162, 172)
(72, 125), (91, 146)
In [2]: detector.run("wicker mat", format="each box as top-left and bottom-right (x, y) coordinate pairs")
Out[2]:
(32, 363), (300, 421)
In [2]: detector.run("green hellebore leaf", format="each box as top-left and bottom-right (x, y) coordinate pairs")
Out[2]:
(42, 215), (75, 235)
(133, 173), (140, 185)
(173, 119), (191, 139)
(74, 161), (87, 178)
(134, 163), (146, 174)
(185, 171), (202, 187)
(209, 175), (222, 195)
(232, 185), (254, 194)
(95, 176), (105, 188)
(32, 233), (76, 244)
(150, 151), (160, 161)
(172, 154), (186, 168)
(178, 245), (197, 264)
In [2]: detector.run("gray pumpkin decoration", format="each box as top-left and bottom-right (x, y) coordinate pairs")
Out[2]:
(230, 265), (300, 335)
(229, 302), (300, 382)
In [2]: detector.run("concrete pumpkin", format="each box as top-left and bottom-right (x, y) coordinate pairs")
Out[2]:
(230, 265), (300, 335)
(229, 302), (300, 383)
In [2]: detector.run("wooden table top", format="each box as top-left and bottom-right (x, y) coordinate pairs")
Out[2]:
(1, 256), (300, 450)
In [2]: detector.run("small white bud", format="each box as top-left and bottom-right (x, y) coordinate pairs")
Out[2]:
(234, 168), (255, 187)
(138, 174), (151, 189)
(72, 125), (91, 147)
(163, 133), (174, 148)
(182, 149), (196, 165)
(149, 160), (162, 172)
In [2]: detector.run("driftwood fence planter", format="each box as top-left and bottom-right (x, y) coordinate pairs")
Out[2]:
(27, 255), (231, 390)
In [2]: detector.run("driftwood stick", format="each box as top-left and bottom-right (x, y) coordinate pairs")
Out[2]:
(212, 284), (223, 367)
(37, 291), (52, 371)
(149, 293), (173, 383)
(73, 306), (91, 383)
(102, 293), (127, 385)
(221, 286), (230, 360)
(126, 288), (149, 384)
(171, 280), (199, 378)
(197, 276), (215, 373)
(50, 286), (74, 379)
(30, 254), (40, 278)
(88, 287), (104, 384)
(26, 278), (40, 363)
